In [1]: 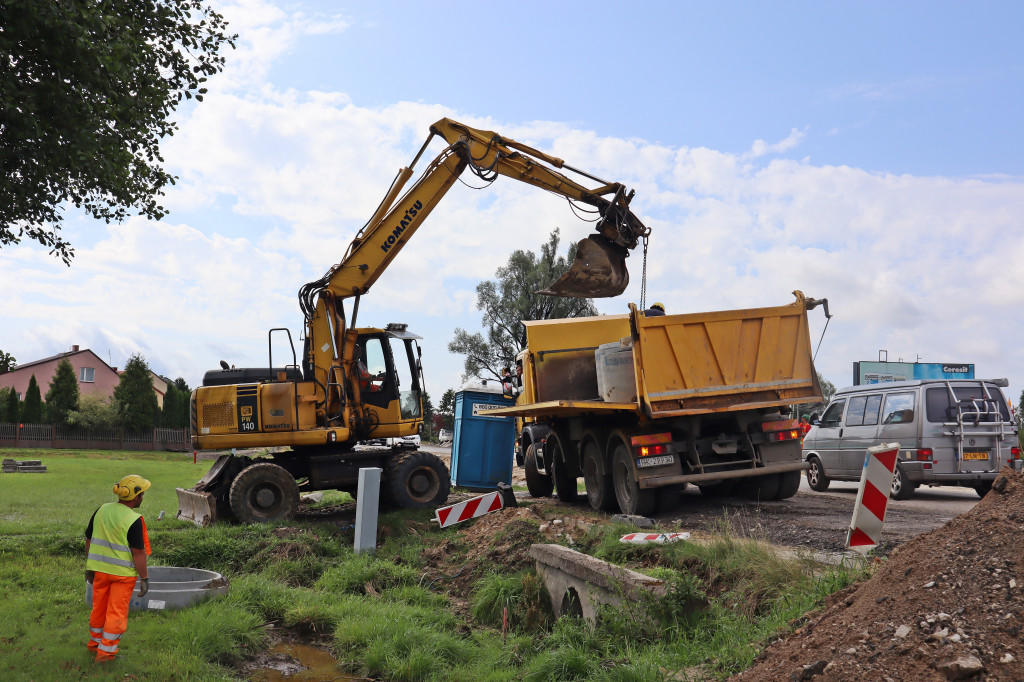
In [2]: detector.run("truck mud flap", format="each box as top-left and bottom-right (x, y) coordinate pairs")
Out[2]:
(639, 460), (809, 489)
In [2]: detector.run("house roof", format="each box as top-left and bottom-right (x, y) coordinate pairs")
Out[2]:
(5, 348), (118, 375)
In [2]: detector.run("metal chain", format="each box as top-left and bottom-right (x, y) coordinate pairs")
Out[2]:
(639, 234), (649, 310)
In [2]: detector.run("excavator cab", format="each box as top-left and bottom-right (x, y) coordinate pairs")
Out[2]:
(354, 324), (424, 434)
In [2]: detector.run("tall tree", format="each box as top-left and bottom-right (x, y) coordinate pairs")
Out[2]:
(438, 389), (456, 431)
(0, 0), (235, 263)
(161, 381), (190, 429)
(44, 358), (80, 425)
(0, 350), (15, 373)
(0, 387), (14, 422)
(21, 374), (43, 423)
(114, 354), (159, 432)
(449, 229), (598, 382)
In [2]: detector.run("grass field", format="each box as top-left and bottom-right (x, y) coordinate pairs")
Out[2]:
(0, 448), (867, 681)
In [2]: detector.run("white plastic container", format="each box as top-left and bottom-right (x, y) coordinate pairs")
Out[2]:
(595, 340), (637, 403)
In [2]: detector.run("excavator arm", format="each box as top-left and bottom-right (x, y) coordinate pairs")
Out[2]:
(298, 118), (650, 314)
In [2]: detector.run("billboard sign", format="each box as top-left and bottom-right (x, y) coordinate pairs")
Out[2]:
(853, 361), (974, 385)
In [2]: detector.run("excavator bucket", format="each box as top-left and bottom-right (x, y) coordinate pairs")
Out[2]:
(538, 235), (629, 298)
(176, 487), (219, 527)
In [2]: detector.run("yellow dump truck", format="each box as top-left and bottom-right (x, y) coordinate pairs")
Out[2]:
(497, 291), (829, 515)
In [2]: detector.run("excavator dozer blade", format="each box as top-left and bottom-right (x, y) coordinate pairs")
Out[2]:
(537, 235), (629, 298)
(176, 488), (219, 527)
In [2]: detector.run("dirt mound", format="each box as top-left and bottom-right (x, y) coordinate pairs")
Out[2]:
(733, 467), (1024, 681)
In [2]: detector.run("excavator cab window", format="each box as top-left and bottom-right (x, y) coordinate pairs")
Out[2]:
(390, 336), (422, 421)
(356, 336), (396, 408)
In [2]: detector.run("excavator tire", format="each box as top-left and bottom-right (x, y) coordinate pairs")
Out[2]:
(386, 451), (450, 509)
(228, 462), (300, 523)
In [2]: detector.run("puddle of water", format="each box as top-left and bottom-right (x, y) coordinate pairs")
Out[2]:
(249, 642), (359, 681)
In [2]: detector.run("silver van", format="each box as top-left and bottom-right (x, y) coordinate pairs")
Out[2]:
(803, 379), (1021, 499)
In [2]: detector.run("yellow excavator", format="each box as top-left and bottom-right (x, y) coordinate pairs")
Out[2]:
(176, 118), (651, 525)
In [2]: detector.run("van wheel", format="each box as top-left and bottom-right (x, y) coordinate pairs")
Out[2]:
(806, 455), (830, 492)
(775, 470), (801, 500)
(610, 436), (657, 516)
(524, 444), (554, 498)
(974, 481), (993, 498)
(890, 465), (914, 500)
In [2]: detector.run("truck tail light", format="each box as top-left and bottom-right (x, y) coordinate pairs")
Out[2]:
(638, 444), (669, 457)
(765, 429), (801, 442)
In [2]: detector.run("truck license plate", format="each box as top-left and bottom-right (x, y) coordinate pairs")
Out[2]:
(963, 451), (988, 461)
(636, 454), (675, 468)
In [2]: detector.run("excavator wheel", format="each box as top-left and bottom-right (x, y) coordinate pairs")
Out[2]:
(386, 451), (450, 509)
(228, 462), (300, 523)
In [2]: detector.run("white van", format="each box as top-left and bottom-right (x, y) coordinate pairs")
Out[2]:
(803, 378), (1021, 499)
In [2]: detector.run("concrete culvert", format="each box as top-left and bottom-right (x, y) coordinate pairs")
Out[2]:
(86, 566), (229, 612)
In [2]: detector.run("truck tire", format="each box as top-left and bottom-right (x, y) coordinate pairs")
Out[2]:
(775, 470), (801, 500)
(525, 444), (554, 498)
(890, 465), (914, 500)
(698, 480), (735, 497)
(386, 451), (450, 509)
(548, 432), (579, 503)
(739, 473), (779, 501)
(806, 455), (830, 492)
(582, 435), (617, 512)
(974, 481), (993, 498)
(228, 462), (299, 523)
(610, 436), (656, 516)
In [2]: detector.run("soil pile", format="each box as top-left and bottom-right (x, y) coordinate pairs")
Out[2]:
(734, 467), (1024, 681)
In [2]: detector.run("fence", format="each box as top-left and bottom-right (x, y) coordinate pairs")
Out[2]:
(0, 422), (190, 452)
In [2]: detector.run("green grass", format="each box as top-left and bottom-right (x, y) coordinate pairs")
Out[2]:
(0, 447), (867, 681)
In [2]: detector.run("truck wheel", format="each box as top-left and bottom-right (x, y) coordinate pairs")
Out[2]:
(806, 455), (830, 492)
(582, 436), (617, 512)
(387, 451), (450, 508)
(698, 480), (735, 497)
(228, 462), (299, 523)
(610, 438), (656, 516)
(974, 481), (993, 498)
(739, 473), (779, 501)
(549, 432), (579, 503)
(775, 470), (801, 500)
(525, 444), (554, 498)
(890, 465), (914, 500)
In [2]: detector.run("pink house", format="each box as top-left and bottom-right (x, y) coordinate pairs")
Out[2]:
(0, 346), (120, 401)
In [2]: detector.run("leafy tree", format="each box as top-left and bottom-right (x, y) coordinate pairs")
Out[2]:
(0, 0), (236, 264)
(161, 381), (191, 429)
(67, 393), (122, 431)
(819, 373), (837, 404)
(420, 391), (435, 440)
(449, 229), (598, 382)
(0, 387), (15, 422)
(438, 389), (456, 431)
(114, 354), (159, 432)
(174, 377), (191, 394)
(21, 374), (43, 423)
(0, 350), (15, 373)
(44, 358), (80, 425)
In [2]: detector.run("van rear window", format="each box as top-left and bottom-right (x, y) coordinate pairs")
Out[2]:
(925, 385), (1010, 423)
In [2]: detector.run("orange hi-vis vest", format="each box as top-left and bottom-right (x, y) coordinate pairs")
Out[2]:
(86, 502), (150, 577)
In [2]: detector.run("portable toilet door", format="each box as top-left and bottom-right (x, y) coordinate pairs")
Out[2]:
(450, 381), (516, 491)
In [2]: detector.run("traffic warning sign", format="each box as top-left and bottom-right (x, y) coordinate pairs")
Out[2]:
(846, 442), (901, 554)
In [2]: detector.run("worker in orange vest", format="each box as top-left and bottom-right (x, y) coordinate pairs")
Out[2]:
(84, 475), (152, 662)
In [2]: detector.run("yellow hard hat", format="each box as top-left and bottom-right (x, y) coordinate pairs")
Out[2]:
(651, 302), (665, 312)
(113, 474), (151, 501)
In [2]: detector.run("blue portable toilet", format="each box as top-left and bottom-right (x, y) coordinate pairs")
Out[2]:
(450, 381), (515, 491)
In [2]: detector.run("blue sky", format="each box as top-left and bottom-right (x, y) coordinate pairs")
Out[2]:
(3, 0), (1023, 409)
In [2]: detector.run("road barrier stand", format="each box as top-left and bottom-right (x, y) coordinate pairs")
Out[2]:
(434, 491), (505, 528)
(846, 442), (901, 554)
(619, 532), (691, 544)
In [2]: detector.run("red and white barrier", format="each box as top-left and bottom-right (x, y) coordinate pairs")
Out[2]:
(619, 532), (690, 544)
(434, 491), (505, 528)
(846, 442), (901, 554)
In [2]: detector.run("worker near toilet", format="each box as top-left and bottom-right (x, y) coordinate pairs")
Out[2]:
(84, 475), (152, 662)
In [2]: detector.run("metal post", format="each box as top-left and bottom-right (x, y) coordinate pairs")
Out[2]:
(354, 467), (382, 554)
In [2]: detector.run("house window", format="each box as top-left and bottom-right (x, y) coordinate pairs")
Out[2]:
(80, 367), (95, 383)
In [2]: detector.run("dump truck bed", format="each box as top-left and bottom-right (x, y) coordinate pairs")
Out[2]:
(491, 292), (821, 420)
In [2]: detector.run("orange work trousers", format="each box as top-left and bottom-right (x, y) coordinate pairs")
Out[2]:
(88, 572), (137, 661)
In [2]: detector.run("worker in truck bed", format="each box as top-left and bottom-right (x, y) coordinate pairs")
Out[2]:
(84, 475), (152, 662)
(644, 302), (666, 316)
